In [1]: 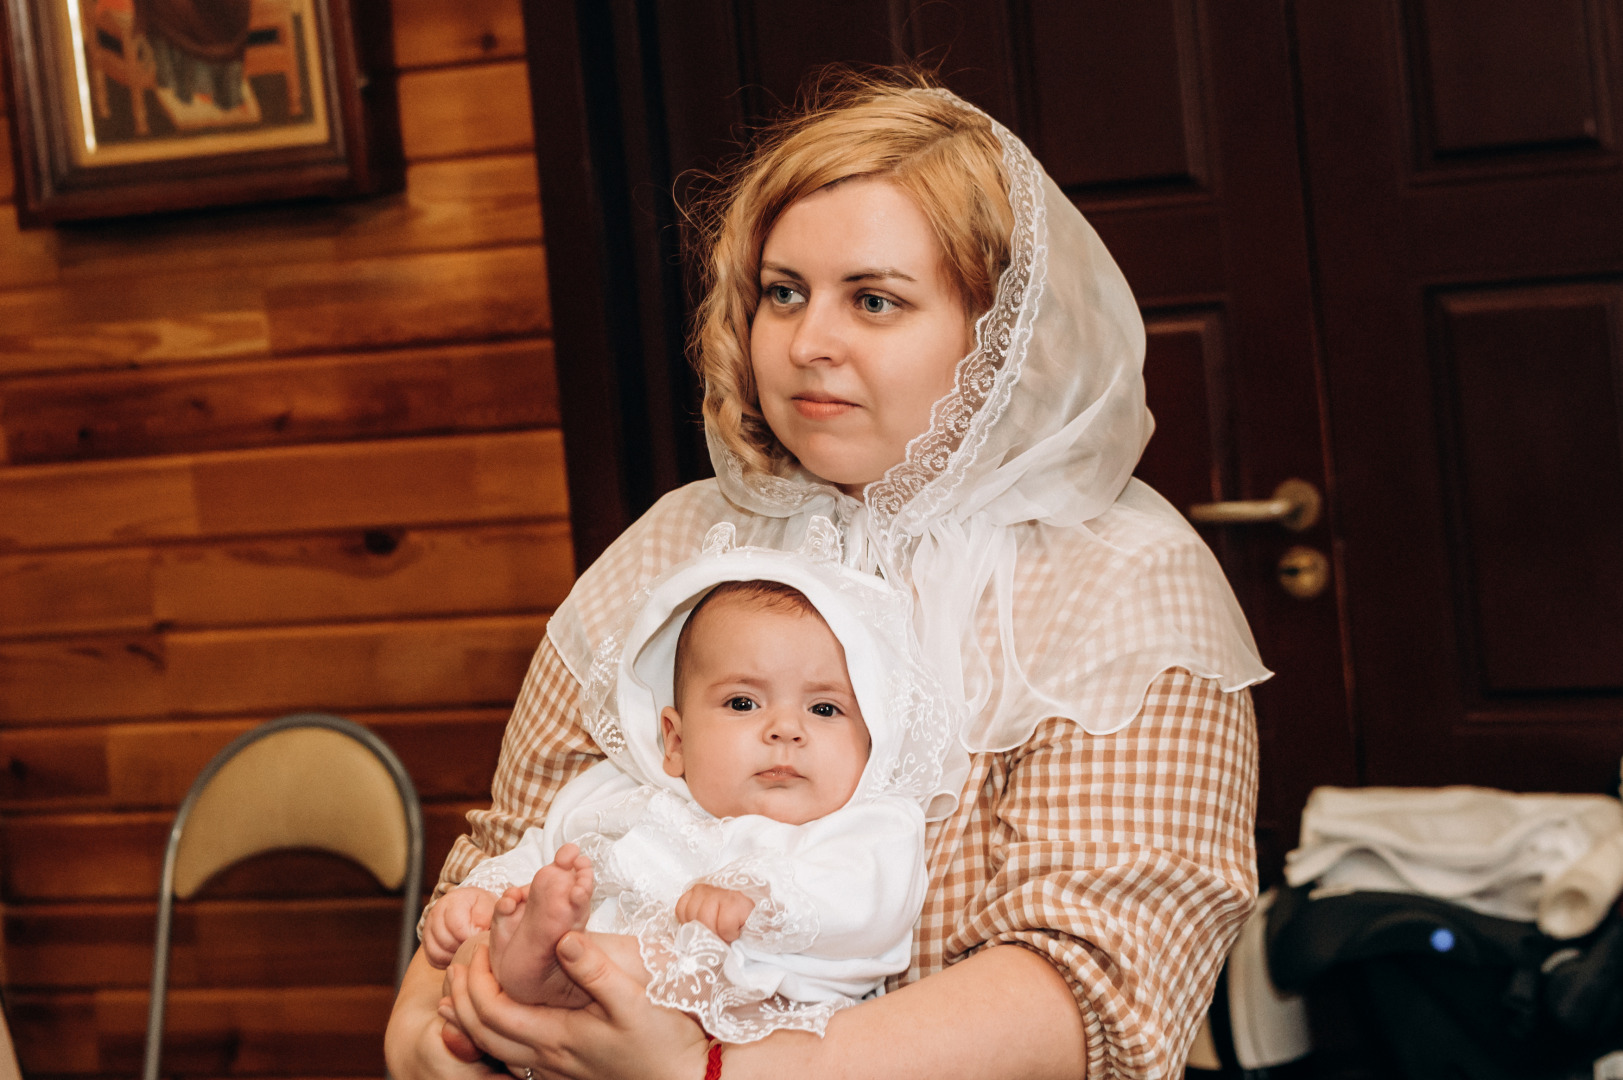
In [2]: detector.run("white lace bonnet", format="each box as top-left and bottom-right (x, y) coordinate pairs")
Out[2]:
(576, 517), (960, 820)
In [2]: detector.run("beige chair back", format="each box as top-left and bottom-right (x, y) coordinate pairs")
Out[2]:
(172, 726), (410, 898)
(0, 996), (21, 1080)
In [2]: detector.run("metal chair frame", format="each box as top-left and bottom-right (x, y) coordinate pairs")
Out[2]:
(141, 712), (424, 1080)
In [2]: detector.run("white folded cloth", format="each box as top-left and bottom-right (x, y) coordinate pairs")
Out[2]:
(1285, 786), (1623, 934)
(1540, 831), (1623, 939)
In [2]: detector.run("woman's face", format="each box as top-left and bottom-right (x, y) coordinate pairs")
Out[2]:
(750, 177), (973, 493)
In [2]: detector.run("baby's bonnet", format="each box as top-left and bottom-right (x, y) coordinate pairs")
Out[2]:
(577, 516), (961, 820)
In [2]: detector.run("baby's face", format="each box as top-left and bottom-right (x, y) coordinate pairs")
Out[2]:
(660, 596), (870, 825)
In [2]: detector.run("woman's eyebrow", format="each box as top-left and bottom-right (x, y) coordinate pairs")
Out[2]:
(759, 262), (917, 284)
(844, 267), (916, 283)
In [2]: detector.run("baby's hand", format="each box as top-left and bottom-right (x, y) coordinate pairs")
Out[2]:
(423, 886), (498, 968)
(675, 884), (757, 944)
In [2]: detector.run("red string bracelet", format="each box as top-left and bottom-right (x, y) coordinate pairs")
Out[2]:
(704, 1041), (724, 1080)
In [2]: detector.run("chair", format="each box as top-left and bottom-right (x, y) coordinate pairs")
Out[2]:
(81, 0), (158, 136)
(244, 0), (309, 118)
(0, 987), (21, 1080)
(141, 713), (424, 1080)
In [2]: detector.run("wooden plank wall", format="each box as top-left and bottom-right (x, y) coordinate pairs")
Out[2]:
(0, 0), (571, 1074)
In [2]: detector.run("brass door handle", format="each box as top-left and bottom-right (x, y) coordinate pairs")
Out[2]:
(1188, 479), (1322, 532)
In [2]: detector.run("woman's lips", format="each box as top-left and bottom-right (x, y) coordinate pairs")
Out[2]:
(792, 395), (855, 420)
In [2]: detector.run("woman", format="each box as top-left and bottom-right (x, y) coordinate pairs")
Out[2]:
(386, 70), (1269, 1080)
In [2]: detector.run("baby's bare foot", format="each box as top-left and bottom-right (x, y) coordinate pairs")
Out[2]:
(489, 843), (595, 1007)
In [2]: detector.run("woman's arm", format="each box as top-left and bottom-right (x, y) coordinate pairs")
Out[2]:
(445, 931), (1084, 1080)
(715, 942), (1085, 1080)
(958, 673), (1259, 1079)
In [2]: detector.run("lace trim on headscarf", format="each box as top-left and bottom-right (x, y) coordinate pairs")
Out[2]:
(864, 112), (1046, 571)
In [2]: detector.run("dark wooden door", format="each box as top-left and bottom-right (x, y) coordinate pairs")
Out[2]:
(520, 0), (1623, 878)
(1294, 0), (1623, 793)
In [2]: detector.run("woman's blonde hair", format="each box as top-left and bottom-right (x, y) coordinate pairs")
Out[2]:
(691, 68), (1014, 477)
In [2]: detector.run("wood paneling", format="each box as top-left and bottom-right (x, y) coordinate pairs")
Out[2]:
(1, 339), (558, 464)
(6, 897), (406, 989)
(0, 429), (567, 551)
(0, 711), (509, 810)
(9, 985), (395, 1076)
(393, 0), (527, 67)
(262, 245), (550, 355)
(0, 243), (550, 376)
(398, 62), (536, 160)
(37, 154), (542, 283)
(0, 311), (272, 379)
(0, 0), (565, 1070)
(0, 522), (572, 638)
(0, 615), (548, 724)
(0, 215), (60, 292)
(3, 803), (480, 902)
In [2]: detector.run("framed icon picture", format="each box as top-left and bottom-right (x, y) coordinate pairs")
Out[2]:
(2, 0), (398, 224)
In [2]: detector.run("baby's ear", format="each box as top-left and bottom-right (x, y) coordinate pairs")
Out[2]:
(659, 706), (685, 778)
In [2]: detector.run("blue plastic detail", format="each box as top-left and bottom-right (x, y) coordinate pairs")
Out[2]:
(1430, 927), (1456, 953)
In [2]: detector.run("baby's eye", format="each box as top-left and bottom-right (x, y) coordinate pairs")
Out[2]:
(727, 696), (758, 712)
(766, 284), (805, 305)
(859, 294), (897, 315)
(809, 702), (839, 718)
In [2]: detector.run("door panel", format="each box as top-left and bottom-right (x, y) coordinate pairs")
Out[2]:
(1294, 0), (1623, 791)
(1023, 0), (1210, 194)
(1438, 284), (1623, 695)
(1138, 312), (1235, 526)
(1411, 0), (1612, 159)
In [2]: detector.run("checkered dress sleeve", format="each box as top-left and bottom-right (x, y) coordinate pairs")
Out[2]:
(905, 670), (1259, 1080)
(428, 637), (604, 910)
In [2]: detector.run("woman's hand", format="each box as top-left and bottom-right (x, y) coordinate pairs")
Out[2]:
(386, 946), (508, 1080)
(445, 931), (711, 1080)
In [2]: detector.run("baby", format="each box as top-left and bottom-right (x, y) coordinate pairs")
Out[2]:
(423, 520), (956, 1049)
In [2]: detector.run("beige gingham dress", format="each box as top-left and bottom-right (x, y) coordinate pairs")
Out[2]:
(431, 490), (1259, 1080)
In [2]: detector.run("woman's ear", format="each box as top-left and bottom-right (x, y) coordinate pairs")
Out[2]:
(660, 706), (685, 777)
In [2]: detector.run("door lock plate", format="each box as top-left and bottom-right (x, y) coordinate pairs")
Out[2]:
(1277, 546), (1331, 599)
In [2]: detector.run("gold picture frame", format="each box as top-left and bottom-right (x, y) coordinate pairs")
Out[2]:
(3, 0), (398, 224)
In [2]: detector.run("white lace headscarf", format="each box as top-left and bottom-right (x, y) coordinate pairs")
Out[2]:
(549, 88), (1269, 780)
